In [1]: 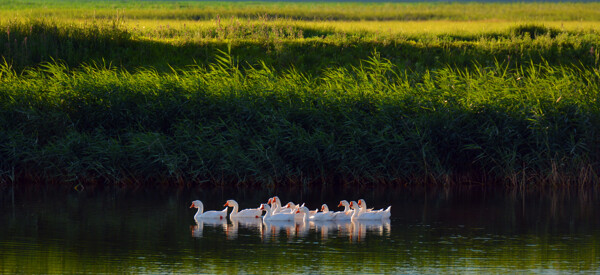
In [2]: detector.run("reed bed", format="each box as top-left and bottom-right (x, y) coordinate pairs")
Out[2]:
(0, 54), (598, 186)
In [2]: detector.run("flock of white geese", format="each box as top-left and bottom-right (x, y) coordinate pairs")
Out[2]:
(190, 196), (391, 221)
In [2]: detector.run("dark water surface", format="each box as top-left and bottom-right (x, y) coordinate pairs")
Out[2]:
(1, 185), (599, 274)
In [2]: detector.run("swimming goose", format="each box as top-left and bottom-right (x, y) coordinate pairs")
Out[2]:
(224, 199), (262, 218)
(190, 200), (228, 220)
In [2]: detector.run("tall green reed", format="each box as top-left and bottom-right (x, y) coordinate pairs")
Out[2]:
(0, 52), (598, 186)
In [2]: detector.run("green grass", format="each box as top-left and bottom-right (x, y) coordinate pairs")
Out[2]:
(3, 1), (600, 22)
(1, 1), (599, 187)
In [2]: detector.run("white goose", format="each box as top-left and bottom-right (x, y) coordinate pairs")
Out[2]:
(333, 200), (353, 220)
(358, 199), (391, 219)
(190, 200), (228, 220)
(268, 196), (288, 214)
(299, 203), (319, 217)
(311, 204), (335, 221)
(283, 202), (306, 220)
(283, 202), (299, 212)
(295, 206), (312, 220)
(260, 204), (295, 221)
(350, 200), (385, 220)
(224, 200), (262, 218)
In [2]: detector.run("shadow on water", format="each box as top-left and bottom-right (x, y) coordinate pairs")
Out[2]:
(0, 184), (599, 273)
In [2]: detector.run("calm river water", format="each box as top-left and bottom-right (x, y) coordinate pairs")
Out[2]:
(1, 185), (599, 274)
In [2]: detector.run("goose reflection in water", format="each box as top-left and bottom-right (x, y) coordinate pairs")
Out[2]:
(226, 217), (263, 240)
(190, 219), (227, 238)
(348, 219), (391, 243)
(295, 220), (310, 238)
(261, 220), (297, 242)
(311, 220), (337, 240)
(261, 219), (311, 241)
(192, 217), (391, 242)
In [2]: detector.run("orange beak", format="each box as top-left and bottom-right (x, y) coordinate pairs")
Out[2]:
(296, 209), (300, 213)
(260, 205), (265, 210)
(321, 206), (324, 211)
(267, 198), (272, 204)
(349, 202), (354, 207)
(338, 202), (343, 207)
(189, 203), (194, 208)
(358, 201), (362, 206)
(223, 202), (229, 207)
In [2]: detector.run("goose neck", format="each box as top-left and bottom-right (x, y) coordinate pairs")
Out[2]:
(230, 203), (239, 214)
(195, 204), (204, 217)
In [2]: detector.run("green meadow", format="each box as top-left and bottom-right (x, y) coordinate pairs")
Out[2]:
(1, 1), (599, 187)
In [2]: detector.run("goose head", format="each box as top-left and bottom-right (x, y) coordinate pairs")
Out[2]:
(271, 196), (281, 206)
(259, 203), (271, 213)
(321, 204), (329, 213)
(338, 200), (349, 208)
(190, 200), (203, 209)
(296, 206), (309, 214)
(358, 199), (367, 208)
(224, 200), (238, 208)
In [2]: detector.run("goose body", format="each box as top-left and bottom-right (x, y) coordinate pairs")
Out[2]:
(295, 206), (313, 220)
(283, 202), (300, 214)
(311, 204), (335, 221)
(260, 204), (296, 221)
(358, 199), (391, 219)
(350, 200), (388, 220)
(283, 202), (307, 220)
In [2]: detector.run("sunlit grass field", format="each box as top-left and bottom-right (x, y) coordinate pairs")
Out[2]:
(1, 1), (599, 187)
(2, 1), (600, 71)
(93, 19), (600, 41)
(3, 1), (600, 21)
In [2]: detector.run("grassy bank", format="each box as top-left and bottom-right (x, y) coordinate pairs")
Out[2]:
(0, 1), (599, 186)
